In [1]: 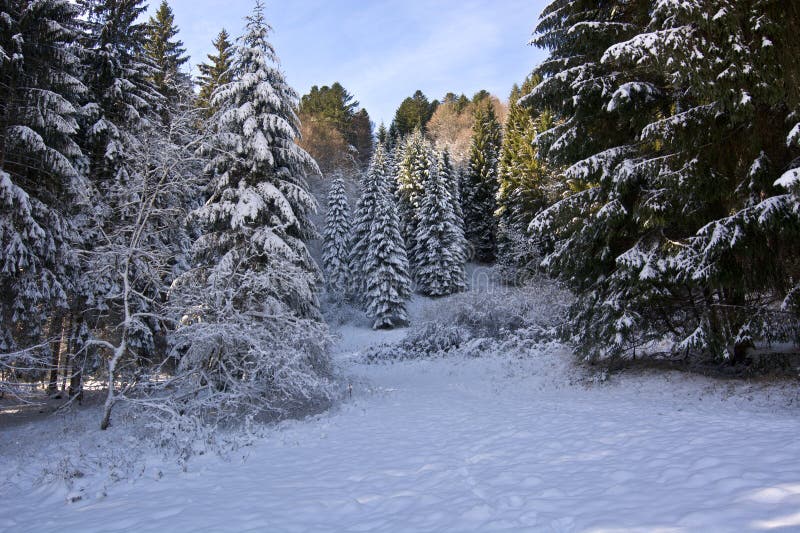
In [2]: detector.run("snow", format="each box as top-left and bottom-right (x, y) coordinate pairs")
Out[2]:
(3, 291), (800, 531)
(775, 168), (800, 189)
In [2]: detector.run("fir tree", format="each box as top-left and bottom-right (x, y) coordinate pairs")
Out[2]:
(0, 0), (86, 350)
(145, 0), (190, 107)
(362, 147), (411, 328)
(414, 151), (465, 296)
(190, 0), (321, 320)
(322, 172), (351, 296)
(391, 90), (437, 137)
(463, 101), (501, 262)
(196, 28), (234, 116)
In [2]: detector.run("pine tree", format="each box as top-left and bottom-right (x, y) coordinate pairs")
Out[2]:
(391, 90), (437, 137)
(190, 0), (321, 320)
(463, 101), (501, 262)
(362, 147), (411, 328)
(414, 151), (465, 296)
(395, 129), (430, 272)
(322, 172), (351, 296)
(0, 0), (86, 351)
(196, 28), (234, 116)
(145, 0), (190, 108)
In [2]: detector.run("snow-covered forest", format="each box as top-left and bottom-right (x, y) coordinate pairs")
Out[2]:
(2, 0), (800, 531)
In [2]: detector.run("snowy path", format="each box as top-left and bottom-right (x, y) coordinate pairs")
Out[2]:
(2, 322), (800, 531)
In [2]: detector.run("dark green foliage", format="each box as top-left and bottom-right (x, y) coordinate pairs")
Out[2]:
(145, 0), (190, 106)
(299, 82), (373, 170)
(529, 0), (800, 362)
(463, 102), (502, 263)
(197, 29), (234, 116)
(0, 0), (86, 348)
(390, 90), (438, 137)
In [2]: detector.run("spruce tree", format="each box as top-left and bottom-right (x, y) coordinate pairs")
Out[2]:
(496, 76), (551, 236)
(196, 29), (234, 116)
(0, 0), (86, 350)
(529, 0), (800, 361)
(438, 150), (467, 293)
(496, 76), (554, 275)
(527, 0), (663, 360)
(322, 172), (351, 296)
(145, 0), (190, 107)
(76, 0), (165, 359)
(604, 0), (800, 360)
(414, 152), (465, 296)
(158, 1), (333, 426)
(349, 144), (391, 301)
(395, 129), (430, 272)
(362, 147), (411, 328)
(190, 0), (321, 320)
(463, 102), (501, 263)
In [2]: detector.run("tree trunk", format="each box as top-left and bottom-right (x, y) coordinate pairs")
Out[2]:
(47, 314), (63, 395)
(68, 315), (84, 404)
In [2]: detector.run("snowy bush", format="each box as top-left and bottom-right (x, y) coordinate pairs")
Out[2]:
(164, 314), (337, 425)
(365, 277), (571, 361)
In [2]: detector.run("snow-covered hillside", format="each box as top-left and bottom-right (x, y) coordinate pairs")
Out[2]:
(2, 288), (800, 532)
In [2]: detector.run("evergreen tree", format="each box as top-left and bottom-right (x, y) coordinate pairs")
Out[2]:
(349, 145), (391, 301)
(395, 129), (430, 272)
(529, 0), (800, 362)
(322, 172), (351, 296)
(189, 0), (321, 320)
(145, 0), (190, 107)
(76, 0), (164, 359)
(496, 76), (551, 235)
(391, 90), (437, 137)
(496, 76), (555, 275)
(438, 150), (467, 292)
(463, 101), (502, 262)
(0, 0), (86, 351)
(414, 151), (465, 296)
(299, 82), (372, 170)
(362, 146), (410, 328)
(196, 28), (234, 116)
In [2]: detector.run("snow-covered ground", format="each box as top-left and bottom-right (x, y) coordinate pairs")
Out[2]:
(2, 293), (800, 532)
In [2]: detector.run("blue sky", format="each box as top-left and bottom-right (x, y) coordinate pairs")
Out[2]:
(148, 0), (550, 125)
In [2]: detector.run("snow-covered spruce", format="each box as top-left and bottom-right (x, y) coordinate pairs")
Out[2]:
(438, 150), (468, 293)
(529, 0), (800, 361)
(414, 152), (465, 296)
(395, 129), (431, 273)
(0, 0), (86, 356)
(349, 147), (388, 302)
(322, 172), (351, 296)
(358, 145), (411, 328)
(167, 1), (334, 423)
